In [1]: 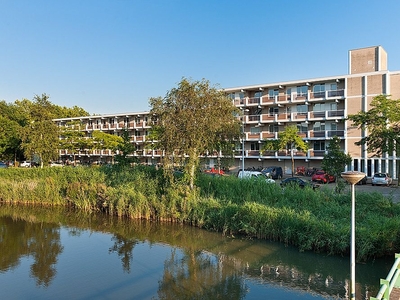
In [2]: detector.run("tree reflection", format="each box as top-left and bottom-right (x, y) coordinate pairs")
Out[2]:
(158, 249), (247, 300)
(108, 234), (138, 273)
(0, 216), (63, 287)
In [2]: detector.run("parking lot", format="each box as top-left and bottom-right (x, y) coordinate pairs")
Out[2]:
(278, 176), (400, 203)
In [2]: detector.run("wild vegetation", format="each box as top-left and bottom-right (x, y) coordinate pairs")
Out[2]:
(1, 165), (399, 262)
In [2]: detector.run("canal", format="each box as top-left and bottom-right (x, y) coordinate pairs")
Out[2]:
(0, 205), (393, 299)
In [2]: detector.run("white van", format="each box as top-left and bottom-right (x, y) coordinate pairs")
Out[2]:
(237, 170), (275, 183)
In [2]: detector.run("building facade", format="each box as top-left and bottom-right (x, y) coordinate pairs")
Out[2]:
(54, 46), (400, 178)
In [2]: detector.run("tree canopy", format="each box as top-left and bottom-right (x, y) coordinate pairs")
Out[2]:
(348, 94), (400, 156)
(321, 136), (352, 192)
(0, 94), (89, 164)
(262, 125), (308, 177)
(149, 78), (240, 189)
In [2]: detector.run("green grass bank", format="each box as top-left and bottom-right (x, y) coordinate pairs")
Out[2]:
(1, 165), (399, 261)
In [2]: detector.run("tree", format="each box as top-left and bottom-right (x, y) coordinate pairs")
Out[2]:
(92, 131), (123, 164)
(19, 94), (60, 167)
(114, 129), (138, 166)
(262, 125), (308, 177)
(321, 136), (352, 193)
(348, 94), (400, 156)
(59, 121), (92, 165)
(149, 78), (240, 189)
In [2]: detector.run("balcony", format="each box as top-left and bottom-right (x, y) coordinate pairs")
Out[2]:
(309, 89), (345, 100)
(309, 130), (345, 138)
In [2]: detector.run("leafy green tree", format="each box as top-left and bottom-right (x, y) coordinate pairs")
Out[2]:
(92, 131), (123, 164)
(59, 121), (92, 165)
(321, 136), (352, 193)
(149, 78), (240, 189)
(0, 116), (22, 162)
(262, 125), (308, 177)
(114, 129), (137, 166)
(348, 94), (400, 156)
(19, 94), (60, 167)
(1, 94), (89, 165)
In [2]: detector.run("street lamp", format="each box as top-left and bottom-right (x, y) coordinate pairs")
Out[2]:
(240, 108), (249, 172)
(341, 171), (366, 300)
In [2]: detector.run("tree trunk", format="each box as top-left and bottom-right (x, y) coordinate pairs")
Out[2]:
(291, 148), (295, 177)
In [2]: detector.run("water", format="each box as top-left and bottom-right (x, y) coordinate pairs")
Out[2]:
(0, 205), (393, 299)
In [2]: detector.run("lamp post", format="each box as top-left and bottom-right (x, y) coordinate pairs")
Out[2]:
(341, 171), (366, 300)
(240, 108), (249, 171)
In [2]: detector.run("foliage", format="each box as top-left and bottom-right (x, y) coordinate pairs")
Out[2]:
(1, 167), (400, 261)
(114, 129), (138, 166)
(0, 94), (89, 163)
(59, 121), (92, 165)
(149, 78), (240, 189)
(321, 136), (352, 193)
(348, 94), (400, 156)
(262, 125), (308, 176)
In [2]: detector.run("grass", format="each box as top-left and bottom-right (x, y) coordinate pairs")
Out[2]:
(0, 165), (400, 261)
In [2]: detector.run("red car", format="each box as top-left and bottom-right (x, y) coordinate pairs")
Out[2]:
(311, 170), (335, 184)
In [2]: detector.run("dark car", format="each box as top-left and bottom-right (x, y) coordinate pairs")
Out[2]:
(0, 161), (8, 168)
(356, 175), (368, 185)
(280, 177), (319, 190)
(261, 166), (283, 179)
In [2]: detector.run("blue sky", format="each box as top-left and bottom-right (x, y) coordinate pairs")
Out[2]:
(1, 0), (400, 115)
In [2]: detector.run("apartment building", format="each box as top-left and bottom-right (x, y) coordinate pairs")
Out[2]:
(54, 46), (400, 178)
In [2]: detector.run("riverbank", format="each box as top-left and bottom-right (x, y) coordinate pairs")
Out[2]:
(1, 165), (400, 261)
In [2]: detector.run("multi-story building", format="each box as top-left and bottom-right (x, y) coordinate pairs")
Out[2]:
(54, 46), (400, 178)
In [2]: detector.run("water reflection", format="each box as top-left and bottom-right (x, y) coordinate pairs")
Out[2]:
(0, 205), (392, 299)
(0, 214), (63, 287)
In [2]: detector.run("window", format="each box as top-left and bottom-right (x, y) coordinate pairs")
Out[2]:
(250, 142), (260, 151)
(269, 107), (279, 116)
(314, 141), (325, 151)
(313, 103), (325, 111)
(254, 91), (262, 98)
(269, 124), (279, 132)
(297, 122), (308, 133)
(297, 85), (308, 97)
(250, 127), (260, 134)
(268, 89), (279, 99)
(227, 93), (235, 100)
(313, 84), (325, 98)
(313, 122), (325, 131)
(330, 122), (337, 131)
(328, 83), (337, 91)
(297, 104), (308, 114)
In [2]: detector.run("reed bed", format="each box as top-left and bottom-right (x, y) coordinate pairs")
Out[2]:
(1, 166), (400, 261)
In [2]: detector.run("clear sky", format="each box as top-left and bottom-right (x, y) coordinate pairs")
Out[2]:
(1, 0), (400, 115)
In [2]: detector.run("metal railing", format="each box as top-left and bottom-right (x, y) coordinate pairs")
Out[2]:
(371, 253), (400, 300)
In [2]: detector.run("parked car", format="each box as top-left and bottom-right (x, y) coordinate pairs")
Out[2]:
(280, 177), (319, 190)
(50, 161), (63, 167)
(311, 170), (335, 184)
(204, 167), (225, 175)
(20, 161), (31, 168)
(237, 170), (275, 183)
(0, 161), (8, 168)
(261, 166), (283, 179)
(371, 173), (392, 186)
(356, 175), (368, 185)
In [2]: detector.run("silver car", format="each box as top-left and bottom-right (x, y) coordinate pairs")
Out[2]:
(371, 173), (392, 186)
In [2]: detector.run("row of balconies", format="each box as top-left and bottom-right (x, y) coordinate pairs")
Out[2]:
(244, 110), (345, 124)
(58, 148), (326, 160)
(252, 130), (345, 140)
(59, 129), (344, 146)
(83, 121), (152, 131)
(235, 89), (345, 106)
